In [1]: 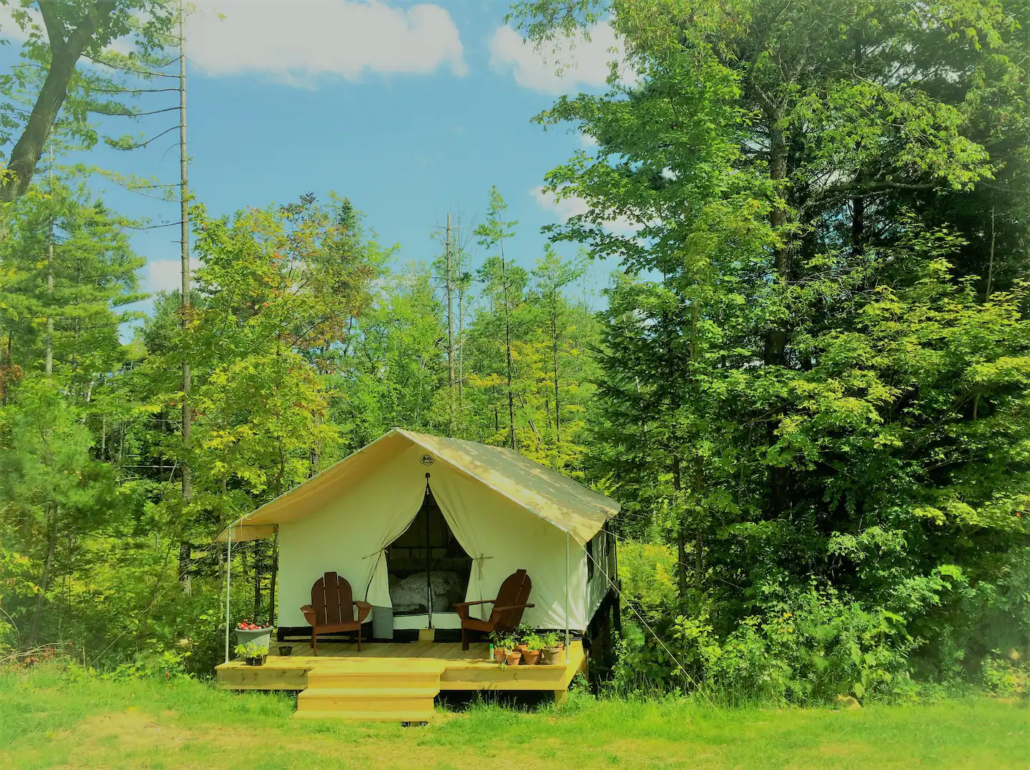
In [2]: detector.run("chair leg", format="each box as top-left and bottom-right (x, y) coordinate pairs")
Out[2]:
(461, 627), (469, 652)
(311, 630), (318, 657)
(357, 624), (362, 652)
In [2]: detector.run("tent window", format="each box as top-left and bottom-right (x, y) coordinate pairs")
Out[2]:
(386, 486), (472, 617)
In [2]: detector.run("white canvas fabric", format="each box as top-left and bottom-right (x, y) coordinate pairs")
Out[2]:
(216, 429), (619, 632)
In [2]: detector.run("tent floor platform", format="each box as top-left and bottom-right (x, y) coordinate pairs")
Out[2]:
(215, 641), (587, 722)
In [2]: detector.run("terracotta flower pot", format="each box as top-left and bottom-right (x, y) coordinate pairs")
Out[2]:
(542, 647), (563, 666)
(515, 643), (529, 654)
(493, 647), (506, 663)
(505, 651), (522, 666)
(522, 649), (542, 665)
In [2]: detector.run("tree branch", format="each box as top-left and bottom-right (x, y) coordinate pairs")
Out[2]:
(0, 0), (119, 203)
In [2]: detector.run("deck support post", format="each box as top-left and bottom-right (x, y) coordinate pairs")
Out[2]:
(554, 689), (568, 709)
(224, 525), (232, 663)
(565, 530), (570, 664)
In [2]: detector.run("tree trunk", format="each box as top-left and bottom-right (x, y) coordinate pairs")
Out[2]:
(27, 504), (59, 646)
(253, 542), (262, 620)
(672, 457), (687, 599)
(178, 2), (193, 590)
(177, 541), (192, 596)
(445, 213), (456, 435)
(267, 531), (279, 626)
(765, 115), (792, 518)
(764, 118), (790, 368)
(552, 308), (561, 466)
(0, 2), (118, 203)
(695, 530), (704, 591)
(500, 252), (517, 451)
(851, 194), (865, 257)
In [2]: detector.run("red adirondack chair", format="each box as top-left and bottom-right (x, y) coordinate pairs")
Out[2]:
(300, 572), (372, 655)
(454, 569), (534, 651)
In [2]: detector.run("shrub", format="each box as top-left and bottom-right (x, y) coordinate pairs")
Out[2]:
(982, 651), (1029, 698)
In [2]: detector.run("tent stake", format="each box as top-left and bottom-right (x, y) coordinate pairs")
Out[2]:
(224, 526), (232, 663)
(565, 530), (570, 664)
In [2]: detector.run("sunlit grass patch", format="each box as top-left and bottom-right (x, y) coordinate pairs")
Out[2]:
(1, 666), (1026, 770)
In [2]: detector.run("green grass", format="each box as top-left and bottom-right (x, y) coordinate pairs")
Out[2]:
(1, 667), (1027, 769)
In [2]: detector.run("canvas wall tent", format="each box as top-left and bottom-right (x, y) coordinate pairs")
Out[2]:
(216, 429), (620, 645)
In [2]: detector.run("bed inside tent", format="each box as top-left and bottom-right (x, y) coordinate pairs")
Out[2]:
(383, 485), (474, 628)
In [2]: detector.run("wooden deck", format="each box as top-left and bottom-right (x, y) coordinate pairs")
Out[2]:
(215, 641), (587, 722)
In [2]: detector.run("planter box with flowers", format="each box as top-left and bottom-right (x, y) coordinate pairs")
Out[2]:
(235, 620), (273, 653)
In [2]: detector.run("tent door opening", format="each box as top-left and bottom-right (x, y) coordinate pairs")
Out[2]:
(385, 484), (472, 629)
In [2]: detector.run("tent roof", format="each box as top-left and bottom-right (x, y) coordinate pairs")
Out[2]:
(215, 428), (620, 545)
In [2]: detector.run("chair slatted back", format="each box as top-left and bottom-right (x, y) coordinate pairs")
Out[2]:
(311, 572), (353, 625)
(493, 569), (532, 631)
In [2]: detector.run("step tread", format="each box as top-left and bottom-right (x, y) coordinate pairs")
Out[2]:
(293, 710), (433, 722)
(298, 687), (439, 699)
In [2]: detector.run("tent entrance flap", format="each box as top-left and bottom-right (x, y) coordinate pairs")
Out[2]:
(386, 485), (472, 622)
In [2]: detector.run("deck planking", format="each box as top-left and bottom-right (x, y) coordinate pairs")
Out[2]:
(215, 640), (587, 694)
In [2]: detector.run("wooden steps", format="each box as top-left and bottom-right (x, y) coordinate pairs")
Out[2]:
(216, 641), (589, 723)
(295, 662), (444, 722)
(294, 710), (434, 722)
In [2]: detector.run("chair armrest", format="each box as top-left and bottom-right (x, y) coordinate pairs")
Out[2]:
(491, 603), (535, 612)
(453, 599), (491, 622)
(300, 605), (317, 627)
(353, 600), (372, 623)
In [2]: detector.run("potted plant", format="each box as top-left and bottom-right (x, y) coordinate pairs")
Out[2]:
(235, 620), (273, 653)
(504, 647), (522, 666)
(490, 630), (510, 663)
(522, 633), (543, 665)
(514, 623), (533, 654)
(235, 641), (268, 667)
(541, 631), (564, 665)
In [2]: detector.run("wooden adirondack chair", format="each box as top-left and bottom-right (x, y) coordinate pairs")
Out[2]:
(454, 569), (534, 651)
(300, 572), (372, 655)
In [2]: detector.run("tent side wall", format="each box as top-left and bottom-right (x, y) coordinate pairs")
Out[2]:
(276, 442), (429, 628)
(585, 529), (617, 623)
(276, 441), (594, 631)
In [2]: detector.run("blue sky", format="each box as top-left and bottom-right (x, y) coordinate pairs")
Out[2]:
(3, 0), (635, 328)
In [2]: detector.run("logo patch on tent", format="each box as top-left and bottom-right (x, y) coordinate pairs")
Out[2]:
(420, 454), (435, 466)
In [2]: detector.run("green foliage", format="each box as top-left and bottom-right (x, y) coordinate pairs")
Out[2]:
(515, 0), (1030, 703)
(981, 651), (1029, 699)
(232, 641), (267, 660)
(1, 0), (1027, 713)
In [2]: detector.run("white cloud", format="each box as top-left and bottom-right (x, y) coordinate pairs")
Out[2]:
(146, 258), (205, 294)
(0, 5), (36, 44)
(531, 185), (640, 235)
(3, 2), (466, 86)
(488, 22), (630, 95)
(579, 132), (599, 148)
(147, 259), (183, 294)
(187, 0), (467, 85)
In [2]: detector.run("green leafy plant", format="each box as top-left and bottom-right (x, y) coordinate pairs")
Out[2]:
(490, 630), (514, 651)
(233, 642), (268, 660)
(540, 631), (561, 650)
(524, 633), (544, 651)
(982, 652), (1029, 698)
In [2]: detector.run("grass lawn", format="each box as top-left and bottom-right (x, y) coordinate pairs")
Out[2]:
(1, 667), (1027, 769)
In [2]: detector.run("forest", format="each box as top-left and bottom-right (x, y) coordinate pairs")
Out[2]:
(1, 0), (1029, 708)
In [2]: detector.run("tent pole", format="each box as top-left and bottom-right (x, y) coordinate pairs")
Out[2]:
(565, 530), (570, 664)
(224, 526), (232, 663)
